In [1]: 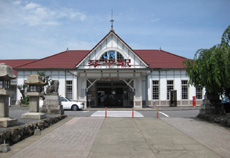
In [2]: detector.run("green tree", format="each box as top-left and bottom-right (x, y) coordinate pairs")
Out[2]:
(183, 26), (230, 97)
(17, 84), (29, 105)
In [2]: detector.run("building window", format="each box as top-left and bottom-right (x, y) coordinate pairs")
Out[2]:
(196, 86), (203, 99)
(152, 80), (159, 100)
(117, 52), (124, 60)
(66, 80), (72, 100)
(167, 80), (174, 99)
(181, 80), (188, 99)
(100, 51), (124, 61)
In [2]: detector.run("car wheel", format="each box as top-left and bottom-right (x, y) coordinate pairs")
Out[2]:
(71, 105), (79, 111)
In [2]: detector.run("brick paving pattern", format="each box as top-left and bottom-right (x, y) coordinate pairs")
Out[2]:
(11, 117), (104, 158)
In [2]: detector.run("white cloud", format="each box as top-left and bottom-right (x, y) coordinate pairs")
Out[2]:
(0, 1), (87, 27)
(24, 2), (40, 10)
(12, 1), (21, 5)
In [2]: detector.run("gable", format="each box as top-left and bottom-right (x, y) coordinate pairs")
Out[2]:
(76, 30), (148, 69)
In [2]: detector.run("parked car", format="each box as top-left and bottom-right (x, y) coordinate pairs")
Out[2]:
(221, 96), (230, 104)
(39, 96), (84, 111)
(221, 96), (230, 113)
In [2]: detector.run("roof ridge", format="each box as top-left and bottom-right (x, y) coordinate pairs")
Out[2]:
(133, 49), (159, 50)
(0, 59), (37, 61)
(15, 50), (69, 69)
(159, 49), (187, 60)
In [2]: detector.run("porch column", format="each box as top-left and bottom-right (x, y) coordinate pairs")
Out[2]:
(77, 77), (87, 109)
(133, 78), (143, 109)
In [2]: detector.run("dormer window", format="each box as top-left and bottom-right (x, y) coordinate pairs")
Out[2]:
(100, 51), (124, 61)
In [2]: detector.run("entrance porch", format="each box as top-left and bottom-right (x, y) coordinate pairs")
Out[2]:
(74, 70), (149, 109)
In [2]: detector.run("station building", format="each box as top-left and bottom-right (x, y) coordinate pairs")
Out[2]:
(1, 29), (204, 109)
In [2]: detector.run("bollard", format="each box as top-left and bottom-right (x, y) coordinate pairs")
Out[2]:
(193, 96), (196, 107)
(157, 107), (159, 118)
(0, 140), (10, 153)
(132, 107), (134, 118)
(34, 126), (41, 136)
(105, 107), (107, 118)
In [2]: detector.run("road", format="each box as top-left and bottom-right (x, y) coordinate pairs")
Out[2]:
(64, 109), (200, 118)
(9, 106), (199, 118)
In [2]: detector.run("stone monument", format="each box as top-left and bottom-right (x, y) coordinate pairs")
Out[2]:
(0, 63), (18, 127)
(41, 80), (64, 115)
(21, 74), (46, 119)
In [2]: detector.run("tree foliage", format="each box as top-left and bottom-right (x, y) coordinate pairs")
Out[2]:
(183, 26), (230, 96)
(17, 84), (29, 105)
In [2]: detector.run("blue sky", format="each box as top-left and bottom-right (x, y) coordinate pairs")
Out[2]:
(0, 0), (229, 60)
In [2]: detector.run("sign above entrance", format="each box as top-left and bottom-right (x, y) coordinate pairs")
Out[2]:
(88, 59), (131, 68)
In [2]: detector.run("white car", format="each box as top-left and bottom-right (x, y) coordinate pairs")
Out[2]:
(39, 96), (84, 111)
(59, 96), (84, 111)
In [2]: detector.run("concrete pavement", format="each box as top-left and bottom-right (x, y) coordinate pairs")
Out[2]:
(162, 117), (230, 158)
(1, 116), (227, 158)
(89, 118), (221, 158)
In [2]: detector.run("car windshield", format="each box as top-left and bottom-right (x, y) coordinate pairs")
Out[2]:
(65, 97), (71, 101)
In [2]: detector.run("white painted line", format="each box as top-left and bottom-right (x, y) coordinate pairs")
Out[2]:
(90, 111), (144, 117)
(159, 111), (169, 117)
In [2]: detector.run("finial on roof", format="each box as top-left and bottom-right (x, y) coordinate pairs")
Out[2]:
(110, 9), (114, 30)
(66, 48), (69, 51)
(160, 47), (161, 50)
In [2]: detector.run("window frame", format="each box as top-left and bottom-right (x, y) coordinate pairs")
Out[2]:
(196, 86), (203, 99)
(167, 80), (174, 100)
(181, 80), (188, 100)
(152, 80), (159, 100)
(100, 51), (124, 62)
(66, 80), (73, 100)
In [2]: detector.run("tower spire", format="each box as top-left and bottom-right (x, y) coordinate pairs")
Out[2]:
(110, 9), (114, 30)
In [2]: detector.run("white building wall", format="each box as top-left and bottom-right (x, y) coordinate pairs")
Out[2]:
(174, 70), (181, 100)
(147, 69), (203, 106)
(59, 71), (66, 97)
(15, 68), (204, 107)
(160, 71), (167, 101)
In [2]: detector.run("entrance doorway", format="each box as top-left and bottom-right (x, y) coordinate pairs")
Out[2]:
(95, 80), (133, 108)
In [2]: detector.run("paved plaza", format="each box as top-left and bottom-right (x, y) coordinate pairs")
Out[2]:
(1, 115), (229, 158)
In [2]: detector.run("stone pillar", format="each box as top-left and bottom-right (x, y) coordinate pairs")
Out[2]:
(41, 94), (63, 114)
(21, 92), (46, 120)
(0, 90), (18, 127)
(28, 92), (40, 113)
(133, 78), (143, 109)
(0, 95), (8, 117)
(0, 63), (18, 127)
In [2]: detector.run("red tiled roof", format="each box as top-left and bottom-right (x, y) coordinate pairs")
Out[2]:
(14, 49), (186, 69)
(15, 50), (89, 69)
(0, 59), (37, 74)
(134, 50), (187, 69)
(0, 59), (37, 68)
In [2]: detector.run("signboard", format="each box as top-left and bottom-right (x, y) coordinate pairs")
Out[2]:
(88, 59), (131, 68)
(88, 51), (131, 68)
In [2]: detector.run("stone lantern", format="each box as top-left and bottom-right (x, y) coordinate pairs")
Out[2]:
(21, 74), (46, 119)
(0, 63), (18, 127)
